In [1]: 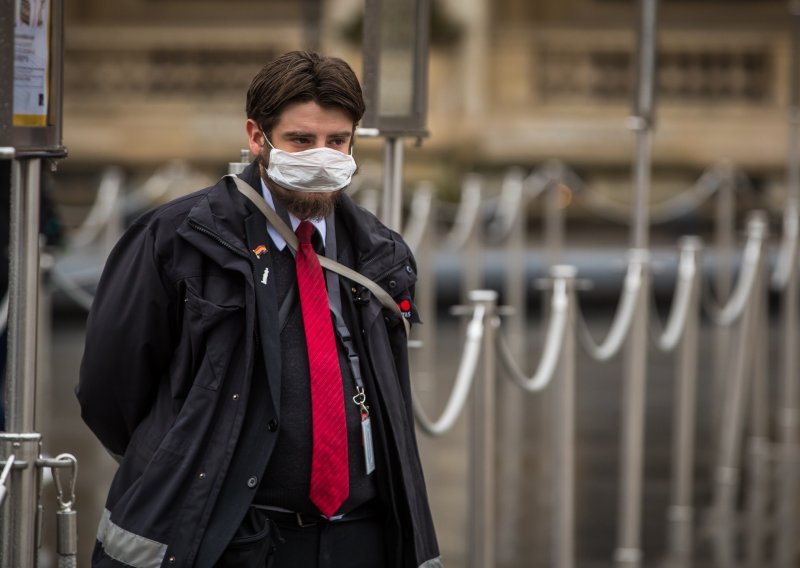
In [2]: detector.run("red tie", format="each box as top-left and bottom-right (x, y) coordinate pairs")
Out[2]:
(294, 220), (349, 517)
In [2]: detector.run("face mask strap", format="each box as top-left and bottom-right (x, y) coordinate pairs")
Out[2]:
(259, 128), (276, 150)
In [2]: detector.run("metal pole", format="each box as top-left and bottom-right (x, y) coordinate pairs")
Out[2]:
(468, 290), (497, 568)
(1, 158), (43, 568)
(776, 4), (800, 565)
(745, 244), (769, 568)
(775, 258), (799, 568)
(552, 266), (576, 568)
(545, 163), (566, 266)
(382, 136), (404, 232)
(615, 250), (650, 568)
(410, 196), (436, 399)
(712, 165), (736, 464)
(629, 0), (658, 252)
(616, 2), (657, 563)
(497, 170), (528, 565)
(666, 237), (702, 568)
(711, 212), (766, 567)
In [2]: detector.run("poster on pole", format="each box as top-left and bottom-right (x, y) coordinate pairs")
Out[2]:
(13, 0), (50, 127)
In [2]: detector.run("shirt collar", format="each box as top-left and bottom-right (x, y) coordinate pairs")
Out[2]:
(259, 178), (326, 251)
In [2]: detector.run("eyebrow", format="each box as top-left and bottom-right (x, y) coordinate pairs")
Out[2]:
(282, 130), (353, 139)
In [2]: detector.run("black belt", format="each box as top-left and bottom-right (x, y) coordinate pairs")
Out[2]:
(251, 502), (382, 528)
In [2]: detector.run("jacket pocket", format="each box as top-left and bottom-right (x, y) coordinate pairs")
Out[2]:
(182, 288), (244, 391)
(215, 508), (280, 567)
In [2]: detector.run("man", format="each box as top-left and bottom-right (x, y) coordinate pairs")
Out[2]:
(77, 51), (441, 567)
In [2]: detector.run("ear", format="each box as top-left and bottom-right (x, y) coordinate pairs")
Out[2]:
(245, 119), (266, 159)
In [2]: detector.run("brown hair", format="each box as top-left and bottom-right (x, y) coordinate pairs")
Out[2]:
(246, 51), (365, 137)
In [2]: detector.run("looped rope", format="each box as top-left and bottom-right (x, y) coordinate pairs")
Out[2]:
(771, 209), (799, 291)
(443, 175), (483, 250)
(577, 256), (645, 361)
(702, 226), (765, 327)
(650, 242), (701, 352)
(402, 183), (435, 253)
(412, 304), (486, 436)
(496, 278), (569, 392)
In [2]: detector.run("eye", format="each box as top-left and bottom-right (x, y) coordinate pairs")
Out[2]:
(292, 136), (312, 145)
(328, 137), (349, 147)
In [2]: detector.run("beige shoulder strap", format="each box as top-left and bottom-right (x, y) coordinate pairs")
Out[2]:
(229, 175), (410, 335)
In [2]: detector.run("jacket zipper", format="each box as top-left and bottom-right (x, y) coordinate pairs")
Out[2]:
(188, 219), (251, 262)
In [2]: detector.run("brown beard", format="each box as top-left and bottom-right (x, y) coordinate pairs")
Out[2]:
(258, 159), (342, 221)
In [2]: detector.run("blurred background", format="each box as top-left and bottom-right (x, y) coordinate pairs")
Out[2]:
(6, 0), (800, 567)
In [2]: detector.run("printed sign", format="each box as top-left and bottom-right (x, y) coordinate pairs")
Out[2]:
(13, 0), (50, 127)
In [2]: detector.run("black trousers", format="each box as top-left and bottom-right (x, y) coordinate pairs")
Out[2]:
(216, 507), (387, 567)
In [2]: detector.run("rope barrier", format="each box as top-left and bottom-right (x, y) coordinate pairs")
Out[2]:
(443, 175), (483, 250)
(650, 239), (702, 352)
(50, 264), (95, 311)
(544, 160), (741, 226)
(412, 304), (486, 436)
(771, 209), (799, 290)
(577, 252), (645, 361)
(703, 215), (767, 327)
(486, 168), (526, 243)
(68, 167), (124, 249)
(496, 277), (569, 392)
(403, 182), (435, 253)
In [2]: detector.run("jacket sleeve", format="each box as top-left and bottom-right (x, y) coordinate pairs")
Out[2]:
(76, 218), (176, 458)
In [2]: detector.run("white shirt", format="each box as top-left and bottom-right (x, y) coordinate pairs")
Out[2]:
(259, 178), (327, 251)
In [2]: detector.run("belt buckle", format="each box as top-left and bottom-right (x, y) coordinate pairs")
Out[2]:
(295, 512), (318, 528)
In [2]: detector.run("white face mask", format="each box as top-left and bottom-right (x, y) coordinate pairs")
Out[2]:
(263, 136), (356, 193)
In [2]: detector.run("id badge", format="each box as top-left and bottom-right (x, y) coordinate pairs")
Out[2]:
(361, 415), (376, 475)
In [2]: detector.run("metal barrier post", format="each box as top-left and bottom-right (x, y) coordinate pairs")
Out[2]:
(1, 158), (43, 568)
(496, 169), (529, 564)
(776, 232), (799, 568)
(552, 266), (576, 568)
(382, 137), (404, 231)
(545, 162), (566, 266)
(408, 186), (437, 398)
(615, 0), (657, 562)
(615, 249), (650, 568)
(712, 164), (737, 459)
(666, 237), (702, 568)
(776, 3), (800, 565)
(745, 233), (769, 568)
(711, 212), (767, 566)
(468, 290), (498, 568)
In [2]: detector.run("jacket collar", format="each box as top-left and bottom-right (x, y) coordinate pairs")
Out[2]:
(178, 160), (412, 278)
(176, 163), (262, 268)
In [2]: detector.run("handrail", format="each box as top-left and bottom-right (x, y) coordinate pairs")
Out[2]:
(443, 175), (483, 250)
(402, 182), (435, 253)
(703, 214), (767, 327)
(577, 251), (646, 361)
(497, 276), (569, 392)
(412, 304), (486, 436)
(652, 238), (702, 352)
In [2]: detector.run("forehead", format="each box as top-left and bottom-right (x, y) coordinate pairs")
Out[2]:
(273, 100), (353, 133)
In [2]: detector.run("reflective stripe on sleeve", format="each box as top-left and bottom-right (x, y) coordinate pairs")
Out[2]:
(97, 508), (168, 568)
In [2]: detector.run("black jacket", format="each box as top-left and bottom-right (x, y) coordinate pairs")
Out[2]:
(77, 163), (441, 567)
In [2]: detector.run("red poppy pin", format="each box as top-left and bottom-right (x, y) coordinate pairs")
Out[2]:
(397, 298), (412, 319)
